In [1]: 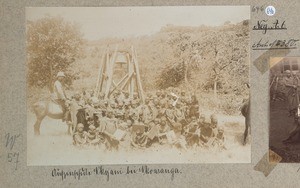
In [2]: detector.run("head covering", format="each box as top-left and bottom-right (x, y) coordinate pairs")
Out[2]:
(218, 126), (224, 132)
(89, 125), (96, 131)
(210, 114), (218, 125)
(57, 71), (65, 77)
(285, 70), (291, 74)
(77, 123), (84, 129)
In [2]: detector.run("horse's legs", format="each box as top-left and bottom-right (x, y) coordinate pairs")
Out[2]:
(34, 117), (44, 136)
(67, 122), (73, 135)
(243, 118), (249, 145)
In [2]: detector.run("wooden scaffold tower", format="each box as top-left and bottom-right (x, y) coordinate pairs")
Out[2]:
(95, 46), (145, 103)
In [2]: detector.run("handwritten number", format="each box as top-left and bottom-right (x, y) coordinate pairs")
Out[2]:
(7, 152), (19, 170)
(7, 153), (13, 162)
(260, 6), (264, 12)
(5, 133), (21, 171)
(252, 6), (264, 13)
(14, 153), (19, 170)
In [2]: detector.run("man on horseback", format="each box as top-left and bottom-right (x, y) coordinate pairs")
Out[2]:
(53, 71), (69, 122)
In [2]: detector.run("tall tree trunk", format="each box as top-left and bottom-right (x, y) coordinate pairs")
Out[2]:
(214, 76), (218, 109)
(214, 79), (217, 99)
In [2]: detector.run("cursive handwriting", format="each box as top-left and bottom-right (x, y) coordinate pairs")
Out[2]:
(5, 133), (20, 150)
(51, 165), (182, 181)
(4, 133), (21, 170)
(253, 20), (287, 34)
(252, 38), (299, 50)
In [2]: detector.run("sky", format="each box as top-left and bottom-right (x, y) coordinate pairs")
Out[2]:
(26, 6), (250, 41)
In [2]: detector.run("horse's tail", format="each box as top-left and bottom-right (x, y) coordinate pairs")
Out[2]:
(32, 101), (48, 118)
(241, 100), (249, 118)
(32, 102), (42, 118)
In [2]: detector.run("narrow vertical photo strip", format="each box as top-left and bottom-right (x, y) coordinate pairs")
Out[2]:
(26, 6), (250, 165)
(270, 57), (300, 163)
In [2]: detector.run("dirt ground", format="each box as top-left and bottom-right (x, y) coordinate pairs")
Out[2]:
(269, 100), (300, 162)
(27, 112), (250, 166)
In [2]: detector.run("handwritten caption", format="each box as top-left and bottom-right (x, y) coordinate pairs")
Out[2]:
(4, 133), (21, 170)
(251, 17), (299, 50)
(51, 165), (182, 181)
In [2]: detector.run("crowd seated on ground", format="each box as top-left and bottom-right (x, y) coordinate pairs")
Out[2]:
(70, 87), (226, 150)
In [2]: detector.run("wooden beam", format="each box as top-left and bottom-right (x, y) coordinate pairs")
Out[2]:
(120, 72), (134, 90)
(95, 49), (106, 98)
(126, 53), (131, 94)
(128, 54), (134, 97)
(132, 46), (145, 103)
(98, 52), (108, 96)
(112, 80), (117, 87)
(104, 45), (118, 99)
(109, 74), (129, 96)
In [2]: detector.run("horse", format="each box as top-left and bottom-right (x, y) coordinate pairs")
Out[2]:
(241, 99), (250, 145)
(32, 99), (78, 136)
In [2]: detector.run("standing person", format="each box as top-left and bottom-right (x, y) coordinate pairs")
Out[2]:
(53, 71), (69, 122)
(283, 70), (298, 116)
(292, 71), (300, 98)
(189, 95), (200, 118)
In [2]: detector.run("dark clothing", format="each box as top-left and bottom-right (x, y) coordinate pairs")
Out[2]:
(200, 126), (213, 143)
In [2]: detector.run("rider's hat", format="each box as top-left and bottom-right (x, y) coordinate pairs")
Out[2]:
(57, 71), (65, 77)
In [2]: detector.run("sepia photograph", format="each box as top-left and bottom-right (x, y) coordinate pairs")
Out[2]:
(269, 57), (300, 162)
(26, 6), (250, 165)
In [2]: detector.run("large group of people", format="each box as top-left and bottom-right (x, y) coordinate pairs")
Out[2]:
(53, 72), (226, 151)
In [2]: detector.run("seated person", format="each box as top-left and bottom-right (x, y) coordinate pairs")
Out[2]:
(157, 117), (170, 144)
(198, 114), (206, 128)
(210, 114), (219, 137)
(145, 119), (161, 146)
(73, 123), (86, 146)
(185, 116), (201, 147)
(200, 121), (214, 146)
(115, 103), (125, 119)
(131, 123), (148, 148)
(166, 123), (187, 151)
(185, 116), (198, 132)
(85, 125), (101, 145)
(213, 127), (226, 149)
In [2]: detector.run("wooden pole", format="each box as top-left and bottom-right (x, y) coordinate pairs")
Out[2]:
(132, 47), (145, 103)
(126, 53), (131, 94)
(95, 49), (106, 98)
(128, 53), (134, 98)
(98, 52), (108, 96)
(104, 45), (118, 99)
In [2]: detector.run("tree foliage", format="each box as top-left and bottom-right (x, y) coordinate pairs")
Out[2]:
(27, 16), (83, 91)
(158, 32), (203, 88)
(156, 20), (249, 95)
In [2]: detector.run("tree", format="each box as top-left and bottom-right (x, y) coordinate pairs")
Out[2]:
(156, 32), (202, 89)
(156, 22), (249, 99)
(27, 16), (83, 91)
